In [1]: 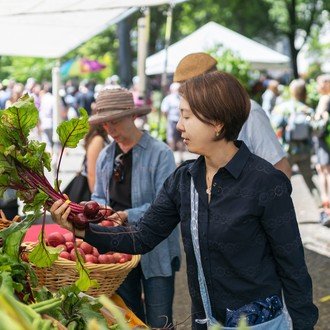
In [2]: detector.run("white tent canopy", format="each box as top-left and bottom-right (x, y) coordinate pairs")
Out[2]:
(146, 21), (290, 75)
(0, 0), (184, 58)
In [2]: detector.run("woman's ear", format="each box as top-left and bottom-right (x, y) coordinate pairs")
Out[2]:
(214, 123), (223, 135)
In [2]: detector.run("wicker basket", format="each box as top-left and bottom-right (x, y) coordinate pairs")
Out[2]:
(0, 211), (21, 230)
(29, 249), (140, 297)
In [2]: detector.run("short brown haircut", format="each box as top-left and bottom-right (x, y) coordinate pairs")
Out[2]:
(179, 71), (250, 141)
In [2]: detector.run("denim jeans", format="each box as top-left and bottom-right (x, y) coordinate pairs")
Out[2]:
(117, 264), (175, 328)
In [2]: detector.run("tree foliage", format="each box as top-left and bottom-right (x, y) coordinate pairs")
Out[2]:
(264, 0), (329, 77)
(0, 0), (328, 83)
(208, 46), (253, 92)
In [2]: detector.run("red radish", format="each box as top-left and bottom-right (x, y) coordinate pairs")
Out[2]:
(126, 254), (132, 261)
(80, 242), (93, 255)
(92, 247), (100, 257)
(57, 244), (67, 251)
(72, 213), (89, 229)
(101, 220), (114, 227)
(65, 242), (74, 252)
(83, 201), (100, 219)
(70, 248), (85, 261)
(47, 232), (65, 247)
(63, 232), (74, 242)
(85, 254), (98, 263)
(98, 254), (110, 264)
(119, 256), (127, 263)
(107, 255), (116, 264)
(59, 251), (71, 260)
(98, 207), (113, 218)
(112, 253), (122, 263)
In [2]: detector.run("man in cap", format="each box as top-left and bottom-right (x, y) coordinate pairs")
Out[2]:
(174, 52), (291, 178)
(89, 88), (180, 328)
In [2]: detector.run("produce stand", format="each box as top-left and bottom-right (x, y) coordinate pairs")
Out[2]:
(103, 293), (148, 328)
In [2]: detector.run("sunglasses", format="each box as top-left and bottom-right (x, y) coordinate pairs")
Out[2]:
(112, 153), (125, 183)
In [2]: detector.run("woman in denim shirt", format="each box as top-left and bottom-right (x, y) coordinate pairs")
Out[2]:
(52, 72), (318, 329)
(73, 88), (181, 328)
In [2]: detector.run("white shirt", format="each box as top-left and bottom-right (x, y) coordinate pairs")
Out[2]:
(238, 100), (286, 165)
(161, 93), (180, 122)
(39, 92), (54, 130)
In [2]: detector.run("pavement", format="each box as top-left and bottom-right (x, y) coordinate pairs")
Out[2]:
(22, 146), (330, 329)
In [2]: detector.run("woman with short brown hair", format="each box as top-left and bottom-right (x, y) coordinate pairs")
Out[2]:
(51, 71), (318, 330)
(179, 71), (250, 142)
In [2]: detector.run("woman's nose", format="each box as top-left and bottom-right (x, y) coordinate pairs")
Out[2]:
(176, 118), (184, 132)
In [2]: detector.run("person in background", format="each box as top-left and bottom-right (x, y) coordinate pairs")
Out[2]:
(39, 82), (54, 148)
(262, 79), (279, 117)
(173, 52), (291, 178)
(51, 71), (318, 330)
(76, 80), (95, 116)
(0, 79), (15, 110)
(161, 82), (184, 155)
(68, 88), (180, 328)
(105, 75), (121, 89)
(313, 74), (330, 225)
(271, 79), (317, 200)
(84, 124), (110, 194)
(63, 122), (109, 203)
(5, 83), (24, 108)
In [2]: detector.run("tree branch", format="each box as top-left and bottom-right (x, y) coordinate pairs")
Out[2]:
(299, 0), (318, 51)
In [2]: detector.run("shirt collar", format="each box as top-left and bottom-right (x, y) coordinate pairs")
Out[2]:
(135, 131), (149, 149)
(225, 140), (251, 179)
(189, 140), (251, 180)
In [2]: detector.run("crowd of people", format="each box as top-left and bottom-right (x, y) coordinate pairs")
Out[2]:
(267, 74), (330, 225)
(1, 52), (329, 329)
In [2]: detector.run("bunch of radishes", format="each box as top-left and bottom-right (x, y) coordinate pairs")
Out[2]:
(47, 231), (132, 264)
(66, 200), (117, 229)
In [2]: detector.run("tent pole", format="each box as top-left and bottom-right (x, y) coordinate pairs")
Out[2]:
(161, 4), (173, 96)
(137, 7), (150, 103)
(51, 59), (62, 175)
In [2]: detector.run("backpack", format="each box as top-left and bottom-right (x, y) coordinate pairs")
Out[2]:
(285, 107), (311, 142)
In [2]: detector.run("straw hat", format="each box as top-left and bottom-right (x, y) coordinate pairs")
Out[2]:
(173, 52), (218, 83)
(89, 87), (151, 125)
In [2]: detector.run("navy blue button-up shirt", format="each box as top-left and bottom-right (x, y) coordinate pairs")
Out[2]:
(86, 141), (318, 330)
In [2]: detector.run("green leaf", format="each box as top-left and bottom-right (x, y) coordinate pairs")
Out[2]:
(57, 108), (89, 148)
(0, 95), (39, 146)
(29, 233), (61, 268)
(0, 214), (37, 260)
(22, 191), (49, 214)
(75, 254), (98, 292)
(98, 295), (131, 330)
(16, 140), (51, 173)
(0, 272), (15, 294)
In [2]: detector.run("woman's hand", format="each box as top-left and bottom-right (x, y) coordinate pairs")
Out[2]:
(50, 199), (85, 238)
(108, 210), (128, 226)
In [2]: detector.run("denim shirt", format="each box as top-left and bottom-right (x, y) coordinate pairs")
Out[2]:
(86, 141), (318, 329)
(91, 132), (181, 279)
